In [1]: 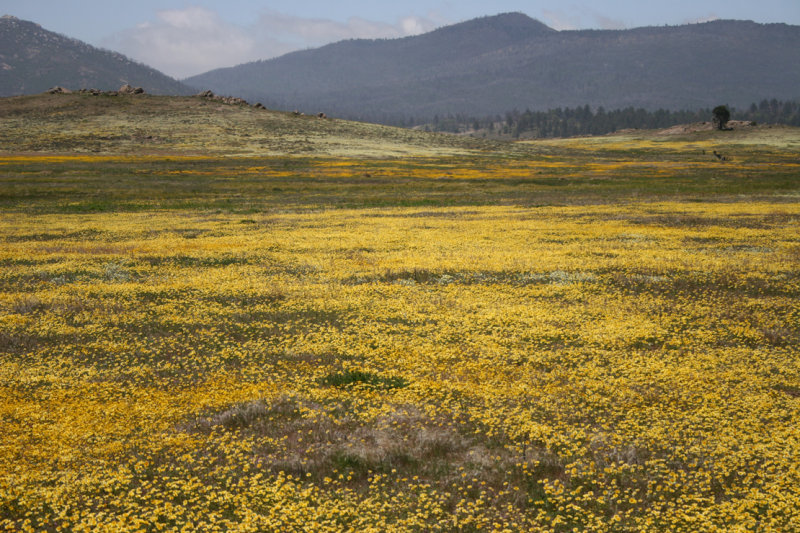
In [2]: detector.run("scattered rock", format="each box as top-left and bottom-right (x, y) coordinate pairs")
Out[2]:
(196, 90), (248, 106)
(657, 120), (757, 136)
(46, 86), (71, 94)
(655, 123), (713, 135)
(119, 84), (145, 95)
(77, 88), (120, 96)
(292, 110), (304, 116)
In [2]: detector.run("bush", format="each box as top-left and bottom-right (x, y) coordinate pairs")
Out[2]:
(319, 370), (409, 390)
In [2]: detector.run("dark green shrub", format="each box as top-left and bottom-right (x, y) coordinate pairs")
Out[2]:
(319, 370), (409, 390)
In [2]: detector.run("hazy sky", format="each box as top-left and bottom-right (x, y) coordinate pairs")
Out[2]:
(3, 1), (799, 78)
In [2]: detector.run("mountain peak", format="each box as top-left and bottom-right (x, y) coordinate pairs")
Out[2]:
(482, 12), (556, 32)
(438, 12), (556, 38)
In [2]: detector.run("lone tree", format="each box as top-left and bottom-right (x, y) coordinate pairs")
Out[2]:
(712, 105), (731, 130)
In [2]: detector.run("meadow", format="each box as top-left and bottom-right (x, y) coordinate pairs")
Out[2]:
(1, 95), (800, 531)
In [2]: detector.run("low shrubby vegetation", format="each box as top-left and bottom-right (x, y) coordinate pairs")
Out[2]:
(425, 99), (800, 138)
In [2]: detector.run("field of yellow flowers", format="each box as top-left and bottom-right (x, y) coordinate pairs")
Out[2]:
(2, 100), (800, 531)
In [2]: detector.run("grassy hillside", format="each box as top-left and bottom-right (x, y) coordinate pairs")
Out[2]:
(2, 93), (798, 214)
(1, 95), (800, 531)
(0, 93), (494, 157)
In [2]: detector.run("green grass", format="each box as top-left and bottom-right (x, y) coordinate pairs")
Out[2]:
(319, 370), (410, 390)
(2, 94), (797, 215)
(1, 153), (798, 214)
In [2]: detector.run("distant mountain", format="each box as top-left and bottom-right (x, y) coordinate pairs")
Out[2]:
(0, 15), (192, 96)
(185, 13), (800, 123)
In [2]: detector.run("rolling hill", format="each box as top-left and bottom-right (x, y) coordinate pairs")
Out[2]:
(0, 92), (496, 157)
(185, 13), (800, 123)
(0, 15), (192, 96)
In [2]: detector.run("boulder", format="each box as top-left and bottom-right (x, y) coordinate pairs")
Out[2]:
(46, 86), (71, 94)
(119, 84), (145, 95)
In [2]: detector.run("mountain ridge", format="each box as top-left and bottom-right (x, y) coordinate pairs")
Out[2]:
(3, 12), (799, 124)
(0, 15), (193, 96)
(185, 13), (800, 123)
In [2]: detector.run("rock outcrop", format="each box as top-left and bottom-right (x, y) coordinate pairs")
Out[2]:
(196, 89), (263, 108)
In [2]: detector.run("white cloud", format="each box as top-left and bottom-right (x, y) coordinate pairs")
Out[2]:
(592, 14), (626, 30)
(541, 8), (626, 31)
(101, 7), (439, 79)
(251, 11), (437, 47)
(156, 7), (222, 30)
(683, 14), (720, 24)
(101, 7), (265, 79)
(541, 9), (580, 31)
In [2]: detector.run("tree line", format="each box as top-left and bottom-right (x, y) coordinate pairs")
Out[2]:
(420, 99), (800, 138)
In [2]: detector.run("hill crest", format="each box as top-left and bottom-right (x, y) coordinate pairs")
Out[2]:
(0, 92), (497, 157)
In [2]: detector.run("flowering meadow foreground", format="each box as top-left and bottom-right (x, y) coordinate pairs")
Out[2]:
(1, 100), (800, 531)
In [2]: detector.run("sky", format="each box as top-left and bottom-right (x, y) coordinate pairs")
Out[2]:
(3, 1), (799, 79)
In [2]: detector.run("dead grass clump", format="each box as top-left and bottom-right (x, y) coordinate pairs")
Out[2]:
(249, 404), (476, 482)
(774, 384), (800, 398)
(50, 296), (93, 315)
(399, 210), (480, 219)
(182, 398), (565, 512)
(183, 396), (301, 434)
(761, 326), (798, 347)
(381, 268), (437, 284)
(0, 331), (40, 354)
(211, 400), (271, 431)
(9, 294), (46, 314)
(283, 351), (344, 366)
(628, 213), (797, 230)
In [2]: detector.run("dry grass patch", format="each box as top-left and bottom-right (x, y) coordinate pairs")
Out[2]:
(182, 396), (565, 513)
